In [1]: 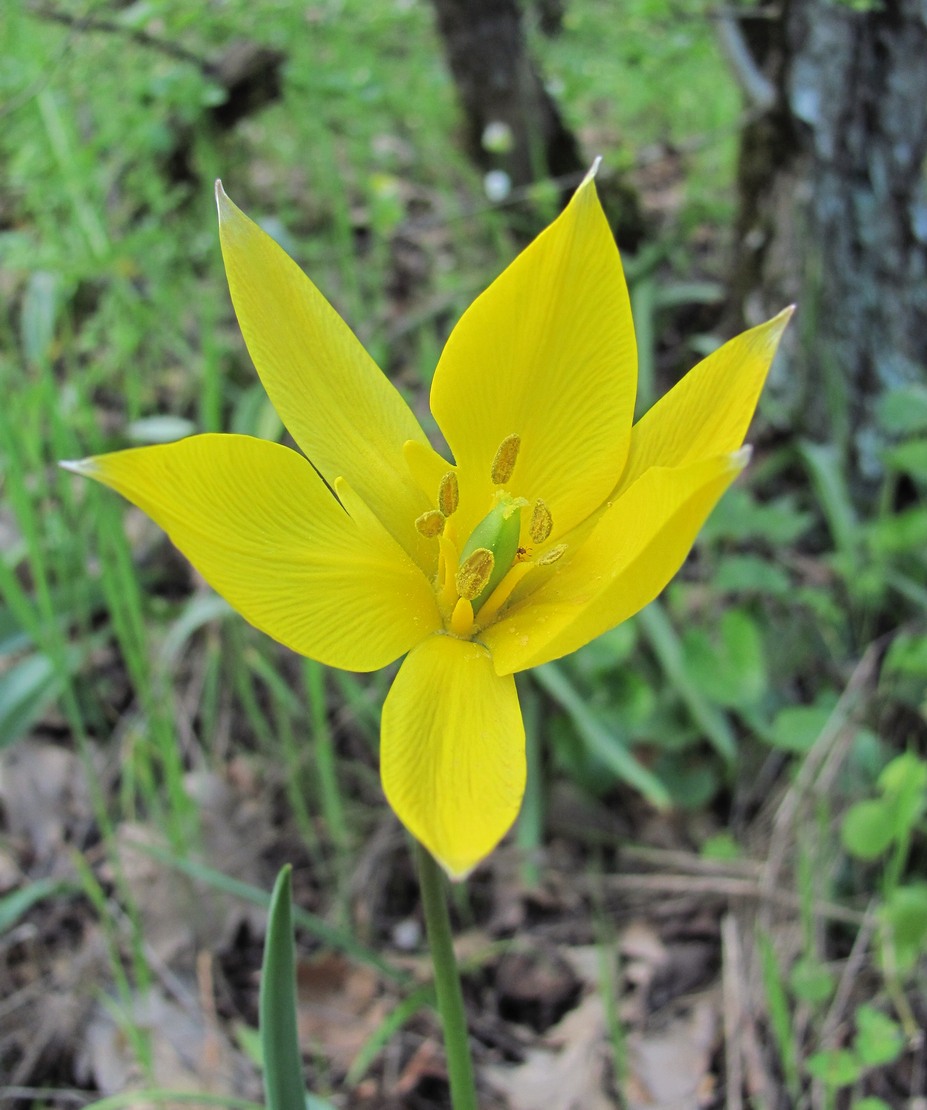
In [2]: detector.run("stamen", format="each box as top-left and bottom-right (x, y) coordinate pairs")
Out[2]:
(456, 548), (495, 600)
(438, 471), (459, 517)
(450, 596), (475, 637)
(476, 560), (536, 626)
(415, 509), (445, 538)
(536, 543), (567, 566)
(438, 533), (460, 609)
(530, 499), (553, 543)
(491, 434), (521, 485)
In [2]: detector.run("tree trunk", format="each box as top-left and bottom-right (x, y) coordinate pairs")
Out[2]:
(428, 0), (580, 186)
(727, 0), (927, 483)
(427, 0), (642, 243)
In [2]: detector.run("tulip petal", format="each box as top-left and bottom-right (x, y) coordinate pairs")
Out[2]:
(216, 185), (434, 568)
(483, 451), (748, 673)
(430, 170), (636, 542)
(65, 435), (440, 670)
(381, 634), (525, 879)
(618, 308), (792, 490)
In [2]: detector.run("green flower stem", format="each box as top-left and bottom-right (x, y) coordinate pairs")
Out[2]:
(414, 840), (478, 1110)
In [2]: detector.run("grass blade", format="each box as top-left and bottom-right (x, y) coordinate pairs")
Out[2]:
(260, 865), (306, 1110)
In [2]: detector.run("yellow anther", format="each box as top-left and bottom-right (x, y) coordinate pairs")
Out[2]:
(455, 547), (494, 600)
(530, 499), (553, 543)
(536, 543), (567, 566)
(450, 596), (475, 637)
(438, 471), (459, 517)
(415, 509), (445, 538)
(491, 434), (521, 485)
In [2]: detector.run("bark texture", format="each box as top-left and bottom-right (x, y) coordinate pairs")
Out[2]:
(428, 0), (582, 190)
(729, 0), (927, 479)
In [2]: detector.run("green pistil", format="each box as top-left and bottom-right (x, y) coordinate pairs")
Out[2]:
(459, 494), (524, 611)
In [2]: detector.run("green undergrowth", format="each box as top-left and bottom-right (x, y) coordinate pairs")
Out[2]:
(1, 0), (925, 1106)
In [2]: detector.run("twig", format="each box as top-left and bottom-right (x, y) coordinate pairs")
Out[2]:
(26, 2), (212, 72)
(760, 636), (886, 926)
(721, 914), (745, 1110)
(819, 899), (877, 1047)
(591, 872), (865, 927)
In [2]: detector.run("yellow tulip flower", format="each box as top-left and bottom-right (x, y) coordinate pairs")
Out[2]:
(64, 167), (791, 878)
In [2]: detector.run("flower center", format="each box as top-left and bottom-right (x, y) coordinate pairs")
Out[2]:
(414, 433), (566, 638)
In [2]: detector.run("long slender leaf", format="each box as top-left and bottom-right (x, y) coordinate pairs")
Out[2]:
(261, 866), (306, 1110)
(534, 662), (672, 809)
(0, 877), (79, 933)
(637, 601), (737, 763)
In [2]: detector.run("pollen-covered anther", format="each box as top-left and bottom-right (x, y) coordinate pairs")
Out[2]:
(415, 509), (446, 538)
(491, 434), (521, 485)
(455, 547), (495, 600)
(438, 471), (459, 517)
(530, 499), (553, 543)
(536, 543), (567, 566)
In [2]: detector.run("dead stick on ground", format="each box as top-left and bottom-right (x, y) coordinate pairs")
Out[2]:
(721, 914), (744, 1110)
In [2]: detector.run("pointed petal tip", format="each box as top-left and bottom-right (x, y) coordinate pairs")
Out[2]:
(575, 157), (603, 196)
(582, 155), (603, 186)
(215, 179), (234, 221)
(730, 444), (753, 471)
(747, 304), (795, 355)
(59, 457), (95, 475)
(443, 859), (476, 883)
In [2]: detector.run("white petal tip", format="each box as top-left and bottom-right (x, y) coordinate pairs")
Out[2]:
(59, 458), (95, 475)
(215, 179), (232, 217)
(443, 860), (477, 883)
(730, 445), (753, 471)
(581, 157), (603, 188)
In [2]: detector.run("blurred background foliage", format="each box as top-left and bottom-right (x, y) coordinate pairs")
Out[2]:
(1, 0), (926, 1107)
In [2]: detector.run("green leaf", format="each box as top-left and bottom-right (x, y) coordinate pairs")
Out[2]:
(699, 488), (814, 545)
(569, 621), (637, 680)
(805, 1049), (860, 1089)
(883, 632), (927, 678)
(789, 956), (835, 1005)
(877, 752), (927, 837)
(884, 439), (927, 481)
(682, 608), (766, 709)
(877, 383), (927, 435)
(655, 755), (719, 810)
(798, 441), (860, 572)
(0, 877), (79, 934)
(20, 269), (61, 367)
(866, 507), (927, 556)
(841, 799), (896, 861)
(637, 601), (737, 763)
(260, 866), (306, 1110)
(881, 883), (927, 973)
(0, 652), (63, 751)
(713, 554), (792, 597)
(853, 1004), (904, 1068)
(757, 932), (801, 1100)
(700, 832), (741, 862)
(768, 701), (834, 754)
(534, 662), (672, 809)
